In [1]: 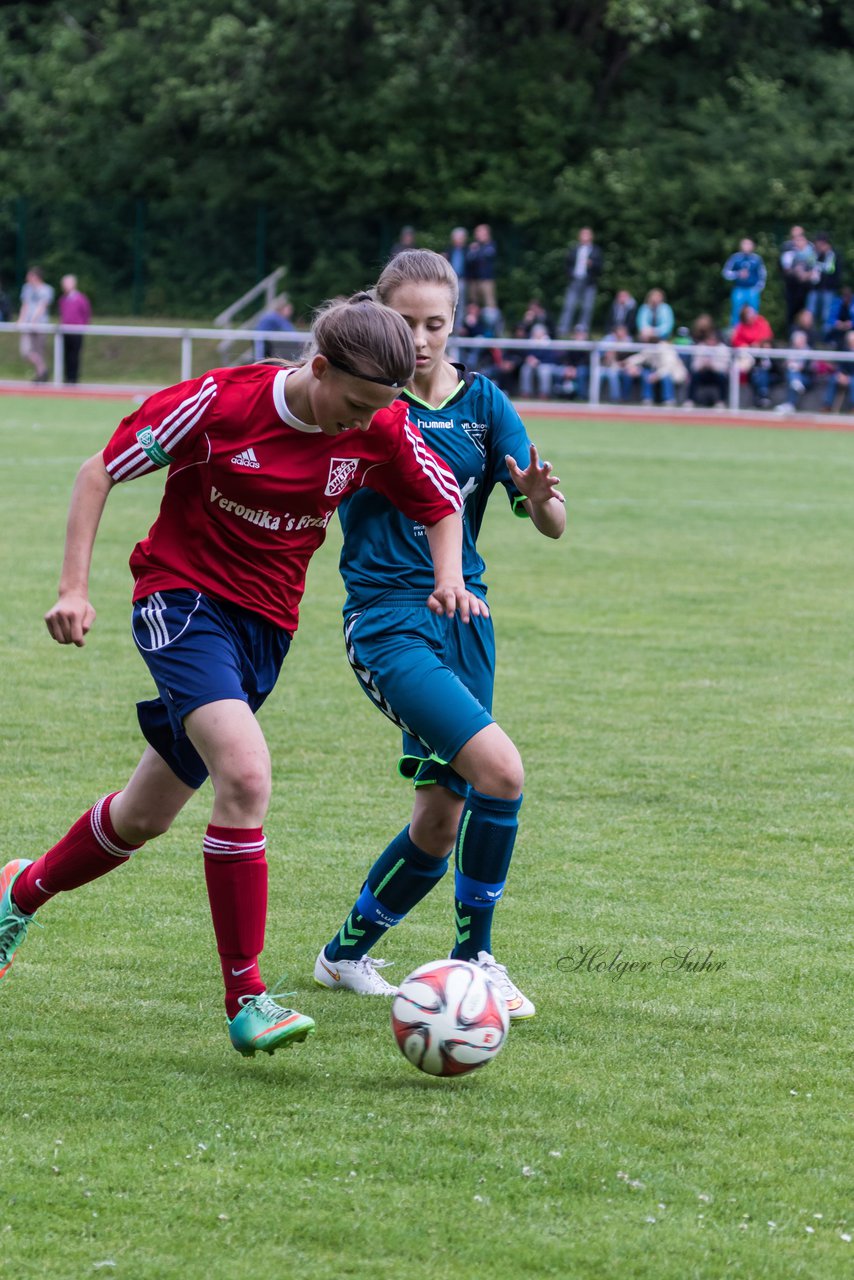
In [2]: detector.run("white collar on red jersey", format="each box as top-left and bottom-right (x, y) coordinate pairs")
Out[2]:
(273, 368), (323, 433)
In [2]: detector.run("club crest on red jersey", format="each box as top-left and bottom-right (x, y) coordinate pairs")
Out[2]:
(325, 457), (359, 497)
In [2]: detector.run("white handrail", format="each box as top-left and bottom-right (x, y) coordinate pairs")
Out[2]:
(1, 321), (850, 408)
(213, 267), (287, 327)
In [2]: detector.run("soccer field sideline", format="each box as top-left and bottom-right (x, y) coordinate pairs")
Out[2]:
(3, 379), (854, 434)
(2, 397), (852, 1278)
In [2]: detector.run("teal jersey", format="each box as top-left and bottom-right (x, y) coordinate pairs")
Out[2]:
(338, 369), (530, 612)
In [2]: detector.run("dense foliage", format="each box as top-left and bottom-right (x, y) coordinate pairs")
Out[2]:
(2, 0), (853, 326)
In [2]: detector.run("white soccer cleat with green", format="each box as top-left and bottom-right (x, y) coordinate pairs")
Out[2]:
(472, 951), (536, 1020)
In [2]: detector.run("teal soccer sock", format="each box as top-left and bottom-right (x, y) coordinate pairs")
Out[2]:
(451, 789), (522, 961)
(326, 827), (449, 961)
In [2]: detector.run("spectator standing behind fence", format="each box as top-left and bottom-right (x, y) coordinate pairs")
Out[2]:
(558, 227), (603, 336)
(517, 322), (560, 399)
(556, 325), (591, 400)
(457, 302), (505, 381)
(790, 307), (816, 347)
(253, 298), (297, 360)
(389, 226), (417, 260)
(444, 227), (468, 330)
(779, 226), (816, 327)
(465, 224), (498, 315)
(595, 323), (633, 402)
(606, 288), (637, 336)
(0, 278), (11, 322)
(18, 266), (54, 382)
(721, 237), (767, 329)
(519, 298), (552, 337)
(683, 316), (729, 409)
(58, 275), (92, 384)
(821, 330), (854, 413)
(827, 285), (854, 349)
(775, 329), (813, 414)
(807, 233), (840, 335)
(459, 301), (486, 340)
(730, 304), (774, 408)
(635, 288), (675, 342)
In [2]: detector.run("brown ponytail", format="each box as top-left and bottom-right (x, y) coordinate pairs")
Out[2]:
(310, 293), (416, 387)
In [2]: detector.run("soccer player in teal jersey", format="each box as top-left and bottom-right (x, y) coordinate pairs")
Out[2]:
(315, 250), (566, 1016)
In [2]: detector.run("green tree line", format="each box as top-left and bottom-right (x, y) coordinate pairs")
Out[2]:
(2, 0), (853, 330)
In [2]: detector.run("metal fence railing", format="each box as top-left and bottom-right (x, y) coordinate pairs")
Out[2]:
(0, 322), (851, 412)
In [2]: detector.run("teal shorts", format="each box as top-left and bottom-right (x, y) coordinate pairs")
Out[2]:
(344, 598), (495, 798)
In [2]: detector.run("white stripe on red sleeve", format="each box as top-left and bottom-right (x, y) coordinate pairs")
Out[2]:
(106, 377), (218, 481)
(403, 420), (463, 510)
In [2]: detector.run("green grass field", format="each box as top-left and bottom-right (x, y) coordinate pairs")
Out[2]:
(1, 398), (852, 1279)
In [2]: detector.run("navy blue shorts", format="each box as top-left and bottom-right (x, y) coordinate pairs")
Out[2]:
(132, 589), (291, 789)
(344, 600), (495, 799)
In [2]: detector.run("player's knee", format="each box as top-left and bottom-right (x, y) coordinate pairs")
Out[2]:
(475, 746), (524, 800)
(411, 810), (458, 858)
(115, 808), (174, 844)
(214, 762), (271, 818)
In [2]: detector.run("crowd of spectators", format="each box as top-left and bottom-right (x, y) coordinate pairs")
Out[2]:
(424, 221), (852, 416)
(5, 223), (851, 414)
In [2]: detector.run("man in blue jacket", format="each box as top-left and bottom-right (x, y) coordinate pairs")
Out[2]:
(722, 237), (767, 329)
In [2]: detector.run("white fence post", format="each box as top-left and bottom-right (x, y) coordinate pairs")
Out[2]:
(589, 346), (601, 406)
(180, 334), (193, 382)
(53, 330), (64, 386)
(728, 351), (740, 411)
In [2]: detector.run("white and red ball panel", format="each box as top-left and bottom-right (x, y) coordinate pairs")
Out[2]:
(391, 959), (509, 1076)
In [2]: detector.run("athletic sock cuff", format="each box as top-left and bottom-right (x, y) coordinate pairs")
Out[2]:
(203, 825), (266, 860)
(403, 836), (451, 877)
(469, 789), (523, 816)
(455, 871), (507, 907)
(354, 885), (407, 928)
(92, 793), (142, 856)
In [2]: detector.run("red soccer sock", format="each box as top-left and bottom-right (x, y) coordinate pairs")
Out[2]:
(203, 825), (268, 1019)
(13, 793), (141, 916)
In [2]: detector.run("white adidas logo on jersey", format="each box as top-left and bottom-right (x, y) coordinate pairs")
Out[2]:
(232, 447), (261, 469)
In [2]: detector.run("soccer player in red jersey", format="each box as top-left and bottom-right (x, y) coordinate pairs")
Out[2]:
(0, 293), (478, 1058)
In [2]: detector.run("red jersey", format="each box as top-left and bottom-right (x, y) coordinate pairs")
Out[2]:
(102, 365), (462, 632)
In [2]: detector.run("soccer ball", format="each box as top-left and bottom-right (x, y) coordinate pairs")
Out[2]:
(391, 959), (509, 1077)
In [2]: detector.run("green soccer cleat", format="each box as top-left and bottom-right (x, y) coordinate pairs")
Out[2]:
(227, 990), (316, 1057)
(0, 859), (35, 982)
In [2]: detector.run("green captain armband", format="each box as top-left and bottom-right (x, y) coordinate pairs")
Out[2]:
(511, 493), (531, 519)
(135, 427), (175, 467)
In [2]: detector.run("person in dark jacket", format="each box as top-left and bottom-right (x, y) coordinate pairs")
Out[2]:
(606, 288), (637, 336)
(558, 227), (603, 335)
